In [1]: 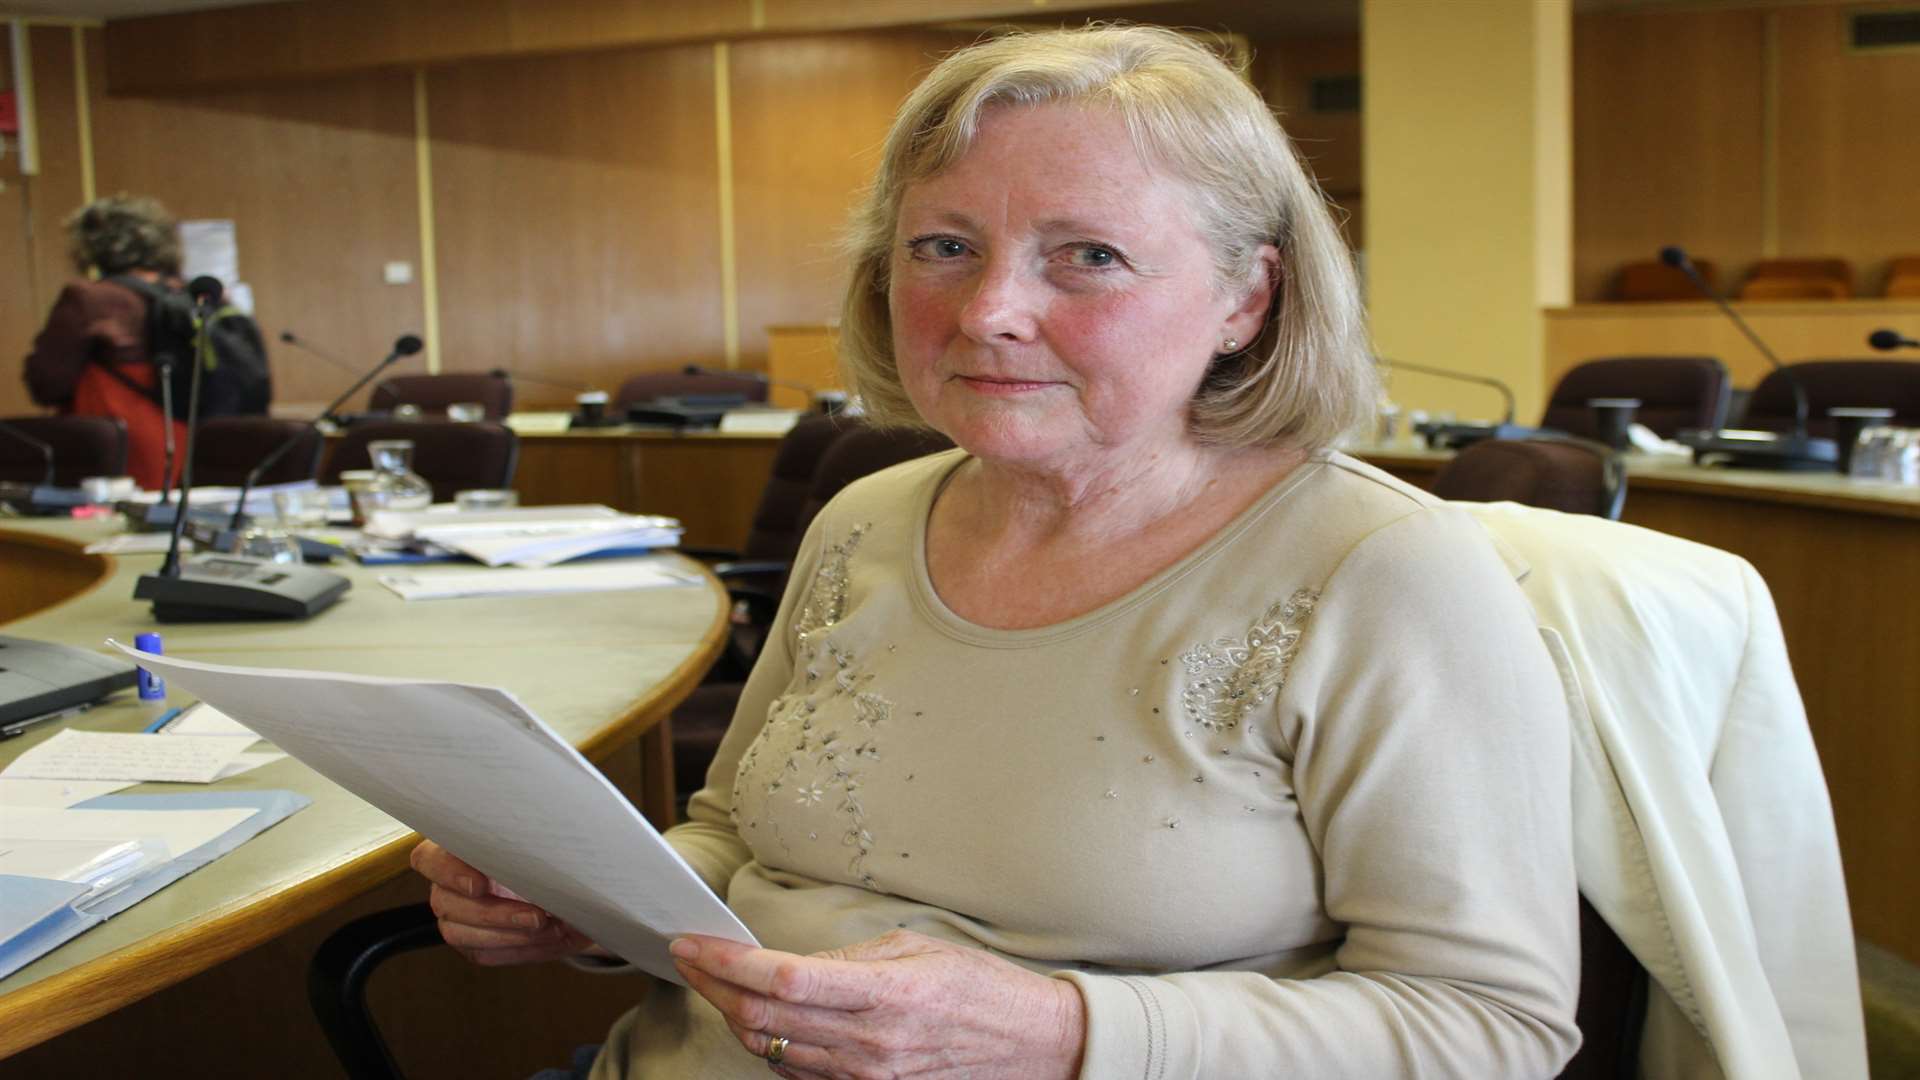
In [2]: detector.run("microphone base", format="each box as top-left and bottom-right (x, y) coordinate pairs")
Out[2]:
(0, 484), (92, 516)
(1678, 430), (1840, 471)
(134, 554), (351, 622)
(1417, 422), (1547, 450)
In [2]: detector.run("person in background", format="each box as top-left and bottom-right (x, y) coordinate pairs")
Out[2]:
(415, 25), (1582, 1079)
(23, 193), (187, 491)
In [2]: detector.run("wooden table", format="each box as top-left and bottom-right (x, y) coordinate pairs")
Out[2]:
(0, 520), (726, 1072)
(1364, 446), (1920, 966)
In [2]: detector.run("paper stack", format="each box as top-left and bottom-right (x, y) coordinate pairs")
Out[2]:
(362, 505), (683, 568)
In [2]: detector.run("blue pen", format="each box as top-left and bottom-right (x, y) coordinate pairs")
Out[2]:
(141, 707), (186, 734)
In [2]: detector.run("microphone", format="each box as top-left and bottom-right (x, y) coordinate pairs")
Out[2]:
(1659, 245), (1836, 471)
(280, 330), (366, 375)
(488, 367), (593, 394)
(225, 334), (424, 533)
(1869, 329), (1919, 351)
(187, 275), (224, 312)
(0, 419), (56, 489)
(1374, 356), (1538, 449)
(679, 363), (817, 401)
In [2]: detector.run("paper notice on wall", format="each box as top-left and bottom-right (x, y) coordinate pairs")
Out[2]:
(178, 219), (238, 287)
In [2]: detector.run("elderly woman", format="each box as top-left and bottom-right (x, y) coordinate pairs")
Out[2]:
(23, 194), (188, 491)
(416, 25), (1580, 1078)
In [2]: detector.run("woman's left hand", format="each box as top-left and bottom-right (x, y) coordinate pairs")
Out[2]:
(670, 929), (1085, 1079)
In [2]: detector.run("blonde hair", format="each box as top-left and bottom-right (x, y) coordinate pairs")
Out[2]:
(838, 24), (1377, 450)
(66, 193), (181, 278)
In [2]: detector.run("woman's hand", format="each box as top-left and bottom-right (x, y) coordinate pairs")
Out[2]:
(409, 840), (599, 966)
(670, 929), (1086, 1080)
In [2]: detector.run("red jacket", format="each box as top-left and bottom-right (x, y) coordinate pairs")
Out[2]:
(24, 278), (187, 491)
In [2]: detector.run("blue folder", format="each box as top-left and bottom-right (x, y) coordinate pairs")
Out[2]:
(0, 789), (309, 980)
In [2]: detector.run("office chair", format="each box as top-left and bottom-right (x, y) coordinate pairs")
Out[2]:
(614, 370), (769, 413)
(1738, 257), (1852, 300)
(189, 416), (324, 487)
(1539, 357), (1730, 441)
(1430, 436), (1627, 521)
(1885, 256), (1920, 298)
(1613, 258), (1717, 302)
(324, 419), (519, 503)
(308, 418), (954, 1080)
(369, 372), (515, 419)
(0, 415), (129, 486)
(1739, 360), (1920, 439)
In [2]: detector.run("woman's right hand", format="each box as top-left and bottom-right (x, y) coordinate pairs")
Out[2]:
(410, 840), (600, 966)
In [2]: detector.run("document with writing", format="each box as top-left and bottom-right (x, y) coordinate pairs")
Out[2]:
(106, 641), (756, 984)
(2, 730), (257, 784)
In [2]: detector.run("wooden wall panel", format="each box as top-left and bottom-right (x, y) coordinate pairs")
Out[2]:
(727, 30), (975, 373)
(1775, 4), (1920, 296)
(1572, 8), (1767, 302)
(427, 43), (723, 409)
(1251, 34), (1362, 246)
(0, 27), (91, 420)
(85, 33), (425, 415)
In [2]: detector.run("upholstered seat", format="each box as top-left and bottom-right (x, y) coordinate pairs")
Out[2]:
(369, 372), (514, 419)
(1740, 360), (1920, 439)
(0, 415), (129, 486)
(1540, 356), (1730, 439)
(190, 416), (324, 487)
(323, 419), (518, 503)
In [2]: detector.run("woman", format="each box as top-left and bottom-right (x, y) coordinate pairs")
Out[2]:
(416, 25), (1581, 1078)
(23, 194), (187, 491)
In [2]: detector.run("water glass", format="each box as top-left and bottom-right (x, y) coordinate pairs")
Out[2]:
(235, 526), (303, 565)
(273, 488), (331, 530)
(447, 401), (486, 423)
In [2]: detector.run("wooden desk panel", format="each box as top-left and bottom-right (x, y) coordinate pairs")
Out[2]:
(0, 523), (726, 1072)
(1365, 449), (1920, 965)
(509, 429), (782, 551)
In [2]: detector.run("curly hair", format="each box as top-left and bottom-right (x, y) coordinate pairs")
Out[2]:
(838, 24), (1377, 451)
(66, 193), (182, 277)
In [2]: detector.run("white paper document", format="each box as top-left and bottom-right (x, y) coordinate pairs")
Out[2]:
(161, 703), (259, 739)
(0, 778), (138, 809)
(378, 560), (703, 601)
(106, 641), (756, 983)
(2, 730), (257, 784)
(84, 533), (178, 555)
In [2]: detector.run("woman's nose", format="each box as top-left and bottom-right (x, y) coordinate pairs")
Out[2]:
(956, 262), (1040, 344)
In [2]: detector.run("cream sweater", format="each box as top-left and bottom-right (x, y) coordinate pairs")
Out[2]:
(594, 449), (1581, 1079)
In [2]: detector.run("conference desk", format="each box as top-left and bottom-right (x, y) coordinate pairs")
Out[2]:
(0, 520), (726, 1074)
(510, 426), (1920, 967)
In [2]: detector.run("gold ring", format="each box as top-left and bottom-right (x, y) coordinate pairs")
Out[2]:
(765, 1034), (790, 1065)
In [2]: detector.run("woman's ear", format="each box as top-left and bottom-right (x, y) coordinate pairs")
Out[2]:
(1223, 245), (1282, 348)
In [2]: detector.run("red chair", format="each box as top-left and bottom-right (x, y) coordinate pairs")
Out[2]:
(1738, 258), (1852, 300)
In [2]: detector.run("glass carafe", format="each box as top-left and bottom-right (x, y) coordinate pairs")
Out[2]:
(357, 439), (434, 516)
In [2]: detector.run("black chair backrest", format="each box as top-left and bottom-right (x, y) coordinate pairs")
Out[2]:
(738, 413), (857, 563)
(191, 417), (324, 487)
(369, 373), (514, 419)
(1431, 437), (1627, 521)
(793, 423), (955, 541)
(324, 419), (518, 503)
(615, 371), (768, 410)
(1541, 356), (1730, 439)
(1741, 359), (1920, 438)
(0, 415), (129, 486)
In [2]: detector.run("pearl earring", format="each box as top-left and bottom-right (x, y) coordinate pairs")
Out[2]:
(1221, 338), (1240, 352)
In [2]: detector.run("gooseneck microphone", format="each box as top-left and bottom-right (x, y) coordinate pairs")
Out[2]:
(225, 334), (424, 533)
(1658, 246), (1836, 470)
(280, 330), (366, 375)
(1374, 356), (1537, 448)
(0, 420), (57, 489)
(1869, 329), (1919, 351)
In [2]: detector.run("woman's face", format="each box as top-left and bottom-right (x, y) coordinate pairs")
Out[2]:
(888, 103), (1273, 475)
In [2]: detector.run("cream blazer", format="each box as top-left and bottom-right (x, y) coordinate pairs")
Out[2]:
(1466, 503), (1868, 1080)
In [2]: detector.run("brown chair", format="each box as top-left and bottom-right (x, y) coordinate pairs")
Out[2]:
(190, 417), (324, 487)
(1429, 440), (1641, 1079)
(614, 370), (769, 413)
(368, 372), (514, 419)
(1540, 356), (1730, 440)
(0, 415), (129, 486)
(669, 419), (953, 806)
(323, 419), (518, 503)
(1740, 360), (1920, 439)
(1738, 258), (1852, 300)
(1885, 256), (1920, 298)
(1614, 258), (1716, 302)
(1430, 437), (1627, 521)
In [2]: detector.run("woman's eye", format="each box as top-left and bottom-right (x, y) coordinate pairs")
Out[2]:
(907, 236), (970, 260)
(1066, 245), (1120, 268)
